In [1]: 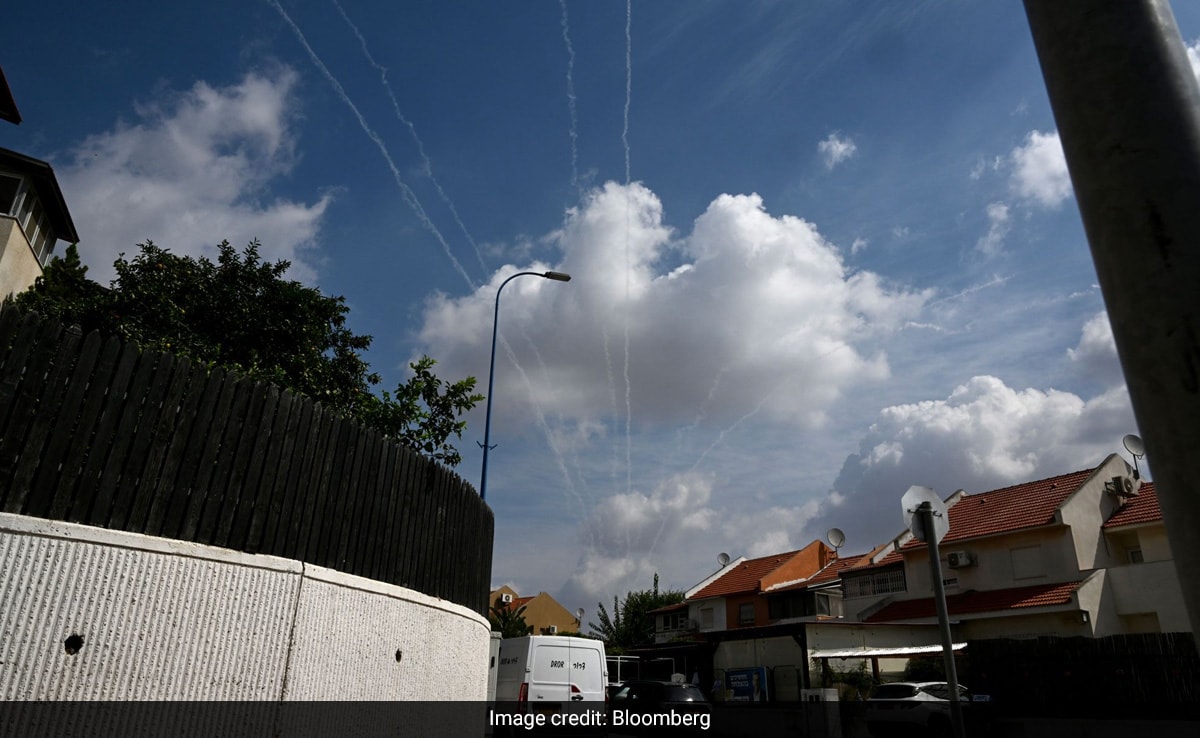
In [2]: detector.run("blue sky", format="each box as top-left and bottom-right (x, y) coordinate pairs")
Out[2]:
(5, 1), (1195, 616)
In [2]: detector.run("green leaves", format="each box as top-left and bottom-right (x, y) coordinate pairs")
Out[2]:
(588, 573), (685, 651)
(11, 240), (480, 467)
(488, 595), (533, 638)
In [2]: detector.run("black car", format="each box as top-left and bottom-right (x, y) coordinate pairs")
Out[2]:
(608, 680), (712, 736)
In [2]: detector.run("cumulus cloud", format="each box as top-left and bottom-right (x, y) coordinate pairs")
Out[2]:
(814, 374), (1137, 549)
(1010, 129), (1072, 208)
(1068, 311), (1124, 388)
(417, 181), (930, 432)
(818, 132), (858, 170)
(974, 201), (1010, 257)
(557, 471), (826, 610)
(57, 68), (331, 283)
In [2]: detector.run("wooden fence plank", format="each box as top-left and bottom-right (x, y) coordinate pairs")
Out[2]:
(361, 432), (391, 583)
(333, 422), (370, 570)
(288, 403), (334, 562)
(143, 359), (211, 537)
(0, 310), (44, 435)
(193, 376), (253, 544)
(6, 324), (83, 512)
(50, 334), (123, 522)
(268, 395), (311, 559)
(213, 380), (272, 549)
(88, 348), (162, 528)
(314, 417), (356, 569)
(162, 367), (230, 540)
(122, 354), (191, 531)
(0, 314), (61, 494)
(229, 383), (283, 552)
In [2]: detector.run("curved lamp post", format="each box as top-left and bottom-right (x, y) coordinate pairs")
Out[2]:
(478, 270), (571, 501)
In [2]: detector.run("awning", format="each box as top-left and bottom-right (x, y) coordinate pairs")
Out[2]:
(808, 643), (967, 659)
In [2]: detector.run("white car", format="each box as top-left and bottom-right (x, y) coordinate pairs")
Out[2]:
(864, 681), (969, 737)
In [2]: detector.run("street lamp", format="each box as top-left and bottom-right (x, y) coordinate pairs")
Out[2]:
(478, 270), (572, 501)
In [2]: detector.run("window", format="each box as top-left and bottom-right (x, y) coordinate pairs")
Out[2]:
(0, 173), (23, 214)
(738, 602), (755, 626)
(844, 568), (906, 598)
(1010, 545), (1044, 580)
(660, 612), (687, 631)
(1128, 548), (1144, 564)
(699, 607), (714, 628)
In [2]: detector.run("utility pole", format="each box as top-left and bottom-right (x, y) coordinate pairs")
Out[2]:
(1024, 0), (1200, 643)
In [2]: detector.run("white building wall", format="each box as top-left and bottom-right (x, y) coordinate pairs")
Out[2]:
(0, 513), (489, 705)
(1106, 559), (1191, 632)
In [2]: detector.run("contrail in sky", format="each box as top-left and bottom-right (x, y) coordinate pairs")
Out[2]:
(267, 0), (476, 289)
(331, 0), (490, 274)
(560, 0), (581, 197)
(621, 0), (634, 500)
(499, 335), (596, 547)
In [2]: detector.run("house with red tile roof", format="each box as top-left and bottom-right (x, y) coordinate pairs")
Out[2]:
(682, 540), (837, 634)
(842, 453), (1188, 638)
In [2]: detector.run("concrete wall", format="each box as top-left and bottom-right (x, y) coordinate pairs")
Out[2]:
(0, 512), (490, 703)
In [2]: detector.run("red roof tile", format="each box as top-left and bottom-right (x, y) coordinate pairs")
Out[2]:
(900, 468), (1093, 550)
(1104, 482), (1161, 528)
(767, 555), (868, 593)
(865, 580), (1082, 622)
(691, 550), (802, 599)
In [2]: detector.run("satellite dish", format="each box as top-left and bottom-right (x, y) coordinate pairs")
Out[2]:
(1122, 434), (1145, 480)
(717, 552), (730, 567)
(1123, 434), (1145, 457)
(826, 527), (846, 551)
(574, 607), (585, 621)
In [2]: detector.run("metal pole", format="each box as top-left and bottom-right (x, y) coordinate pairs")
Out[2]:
(1023, 0), (1200, 641)
(920, 502), (965, 738)
(478, 271), (570, 501)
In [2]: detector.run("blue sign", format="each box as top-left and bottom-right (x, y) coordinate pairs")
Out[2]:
(723, 667), (768, 702)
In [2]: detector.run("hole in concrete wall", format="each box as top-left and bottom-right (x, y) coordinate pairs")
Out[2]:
(395, 649), (403, 663)
(64, 634), (84, 655)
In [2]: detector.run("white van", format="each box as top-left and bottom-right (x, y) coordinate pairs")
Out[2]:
(494, 635), (608, 704)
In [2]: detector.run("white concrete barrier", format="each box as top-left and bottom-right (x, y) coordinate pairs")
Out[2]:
(0, 513), (490, 703)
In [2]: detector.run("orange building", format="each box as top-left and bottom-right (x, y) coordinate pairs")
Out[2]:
(489, 585), (583, 635)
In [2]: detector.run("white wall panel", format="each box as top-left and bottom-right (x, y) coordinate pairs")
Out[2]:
(0, 513), (489, 707)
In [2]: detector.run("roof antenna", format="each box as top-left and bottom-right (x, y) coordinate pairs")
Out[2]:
(1123, 434), (1145, 480)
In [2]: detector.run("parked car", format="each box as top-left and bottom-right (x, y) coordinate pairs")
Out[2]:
(608, 680), (712, 736)
(864, 681), (969, 737)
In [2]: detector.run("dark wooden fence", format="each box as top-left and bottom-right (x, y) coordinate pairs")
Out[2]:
(0, 306), (492, 614)
(965, 633), (1200, 718)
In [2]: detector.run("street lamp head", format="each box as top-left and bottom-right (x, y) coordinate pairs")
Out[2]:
(543, 271), (572, 282)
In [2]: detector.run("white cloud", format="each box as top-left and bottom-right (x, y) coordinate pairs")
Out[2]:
(851, 237), (869, 255)
(1010, 129), (1072, 208)
(814, 374), (1138, 549)
(1068, 311), (1124, 388)
(58, 68), (330, 283)
(417, 181), (930, 432)
(818, 132), (858, 170)
(1186, 38), (1200, 81)
(974, 201), (1010, 257)
(557, 471), (826, 611)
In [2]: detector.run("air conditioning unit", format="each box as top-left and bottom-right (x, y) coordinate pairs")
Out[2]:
(501, 593), (514, 604)
(1108, 475), (1137, 497)
(947, 551), (976, 569)
(548, 625), (558, 634)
